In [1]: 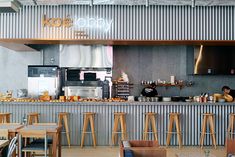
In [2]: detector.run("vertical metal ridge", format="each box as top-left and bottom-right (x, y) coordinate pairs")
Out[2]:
(0, 5), (234, 40)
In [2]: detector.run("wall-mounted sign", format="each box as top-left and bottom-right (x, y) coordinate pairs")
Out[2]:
(42, 14), (73, 27)
(42, 14), (113, 38)
(42, 15), (113, 32)
(74, 31), (88, 38)
(74, 18), (113, 32)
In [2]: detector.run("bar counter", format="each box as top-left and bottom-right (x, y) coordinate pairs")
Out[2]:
(0, 101), (234, 146)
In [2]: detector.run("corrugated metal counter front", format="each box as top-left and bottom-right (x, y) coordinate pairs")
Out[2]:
(0, 102), (234, 146)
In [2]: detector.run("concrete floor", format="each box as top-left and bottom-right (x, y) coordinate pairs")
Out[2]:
(62, 146), (226, 157)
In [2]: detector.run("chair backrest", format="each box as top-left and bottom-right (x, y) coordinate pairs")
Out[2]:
(18, 130), (47, 157)
(0, 123), (20, 125)
(33, 123), (57, 126)
(227, 138), (235, 155)
(0, 129), (8, 140)
(7, 136), (17, 157)
(19, 130), (47, 138)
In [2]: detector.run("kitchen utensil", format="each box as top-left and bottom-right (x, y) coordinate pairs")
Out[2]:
(162, 97), (171, 102)
(150, 97), (159, 102)
(185, 99), (192, 102)
(171, 96), (180, 102)
(218, 98), (225, 103)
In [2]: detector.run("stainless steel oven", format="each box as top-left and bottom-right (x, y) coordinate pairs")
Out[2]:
(64, 86), (102, 98)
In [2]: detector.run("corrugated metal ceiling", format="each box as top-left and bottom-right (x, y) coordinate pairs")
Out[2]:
(16, 0), (235, 6)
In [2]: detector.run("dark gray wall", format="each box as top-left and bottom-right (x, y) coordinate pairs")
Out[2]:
(113, 45), (235, 97)
(43, 45), (60, 65)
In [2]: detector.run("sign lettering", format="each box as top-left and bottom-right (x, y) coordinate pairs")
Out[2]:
(42, 15), (73, 27)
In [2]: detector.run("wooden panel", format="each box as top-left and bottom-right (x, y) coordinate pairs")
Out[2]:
(0, 41), (38, 51)
(1, 39), (235, 46)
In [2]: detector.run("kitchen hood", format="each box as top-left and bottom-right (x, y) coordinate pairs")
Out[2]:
(59, 45), (113, 68)
(0, 0), (21, 13)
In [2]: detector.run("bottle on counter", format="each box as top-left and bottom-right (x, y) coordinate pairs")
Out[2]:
(22, 114), (27, 126)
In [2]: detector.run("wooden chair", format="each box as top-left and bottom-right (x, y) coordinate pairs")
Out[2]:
(27, 112), (40, 125)
(226, 138), (235, 156)
(7, 136), (17, 157)
(0, 129), (8, 140)
(18, 130), (49, 157)
(0, 113), (11, 123)
(119, 140), (166, 157)
(33, 123), (57, 126)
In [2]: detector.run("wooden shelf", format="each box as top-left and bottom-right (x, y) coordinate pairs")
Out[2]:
(141, 83), (193, 90)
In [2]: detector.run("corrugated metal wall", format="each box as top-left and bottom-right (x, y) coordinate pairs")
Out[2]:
(0, 5), (234, 40)
(0, 102), (232, 146)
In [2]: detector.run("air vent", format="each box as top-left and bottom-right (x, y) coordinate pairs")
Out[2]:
(0, 0), (22, 13)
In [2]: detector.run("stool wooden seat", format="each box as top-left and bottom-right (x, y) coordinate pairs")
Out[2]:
(112, 112), (127, 145)
(200, 113), (216, 149)
(27, 112), (40, 125)
(228, 113), (235, 138)
(166, 112), (182, 148)
(0, 113), (11, 123)
(58, 112), (71, 147)
(81, 112), (96, 148)
(143, 113), (158, 141)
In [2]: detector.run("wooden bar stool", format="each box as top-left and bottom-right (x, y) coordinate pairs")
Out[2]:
(58, 112), (71, 147)
(143, 112), (158, 141)
(81, 112), (96, 148)
(27, 112), (40, 125)
(200, 113), (216, 149)
(227, 113), (235, 138)
(112, 112), (127, 145)
(166, 112), (182, 148)
(0, 113), (11, 123)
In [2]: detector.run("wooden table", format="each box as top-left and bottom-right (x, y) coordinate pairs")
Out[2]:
(176, 152), (216, 157)
(0, 140), (9, 157)
(0, 124), (23, 138)
(0, 140), (9, 148)
(0, 124), (24, 157)
(18, 125), (62, 157)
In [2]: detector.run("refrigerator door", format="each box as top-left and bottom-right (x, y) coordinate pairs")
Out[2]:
(28, 77), (58, 98)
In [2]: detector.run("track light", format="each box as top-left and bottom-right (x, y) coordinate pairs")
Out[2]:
(192, 0), (195, 7)
(90, 0), (93, 7)
(146, 0), (149, 7)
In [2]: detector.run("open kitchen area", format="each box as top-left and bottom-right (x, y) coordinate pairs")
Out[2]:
(1, 1), (235, 157)
(1, 44), (235, 147)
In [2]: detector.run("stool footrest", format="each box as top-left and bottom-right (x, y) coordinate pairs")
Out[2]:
(200, 132), (216, 134)
(143, 131), (158, 133)
(82, 131), (97, 133)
